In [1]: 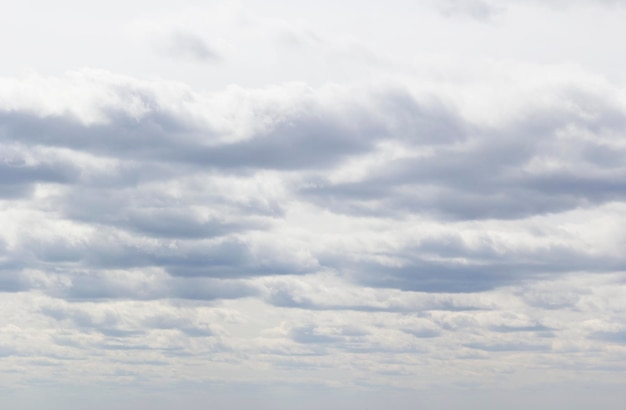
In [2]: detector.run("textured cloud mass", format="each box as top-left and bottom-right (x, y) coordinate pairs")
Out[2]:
(1, 1), (626, 409)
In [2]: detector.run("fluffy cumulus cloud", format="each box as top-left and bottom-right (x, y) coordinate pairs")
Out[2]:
(1, 1), (626, 409)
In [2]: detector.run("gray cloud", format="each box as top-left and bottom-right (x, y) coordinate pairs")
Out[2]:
(263, 278), (487, 312)
(300, 90), (626, 221)
(0, 88), (465, 173)
(489, 324), (553, 334)
(159, 31), (220, 63)
(463, 341), (551, 352)
(0, 154), (77, 199)
(402, 327), (441, 338)
(38, 268), (260, 301)
(59, 191), (257, 240)
(2, 79), (625, 302)
(291, 326), (344, 344)
(588, 330), (626, 344)
(41, 304), (216, 339)
(0, 69), (623, 405)
(0, 160), (76, 185)
(0, 271), (30, 292)
(23, 231), (308, 279)
(435, 0), (503, 20)
(0, 109), (196, 161)
(318, 233), (626, 293)
(433, 0), (626, 20)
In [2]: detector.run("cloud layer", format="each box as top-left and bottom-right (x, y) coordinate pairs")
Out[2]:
(1, 69), (626, 398)
(2, 1), (626, 408)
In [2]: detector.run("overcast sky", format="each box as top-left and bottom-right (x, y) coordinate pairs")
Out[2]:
(2, 0), (626, 409)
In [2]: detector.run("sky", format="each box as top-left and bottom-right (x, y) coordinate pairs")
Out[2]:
(2, 0), (626, 408)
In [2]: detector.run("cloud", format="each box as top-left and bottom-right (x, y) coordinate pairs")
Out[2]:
(4, 0), (626, 401)
(463, 341), (550, 352)
(1, 64), (626, 400)
(0, 84), (411, 172)
(160, 31), (220, 62)
(291, 325), (344, 344)
(434, 0), (503, 20)
(300, 85), (626, 221)
(432, 0), (626, 20)
(589, 330), (626, 344)
(0, 152), (78, 199)
(128, 11), (226, 64)
(2, 71), (625, 302)
(40, 302), (216, 338)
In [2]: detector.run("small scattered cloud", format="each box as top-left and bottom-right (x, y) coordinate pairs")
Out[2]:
(159, 31), (220, 63)
(434, 0), (503, 20)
